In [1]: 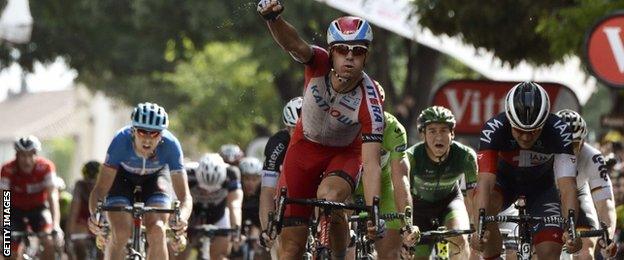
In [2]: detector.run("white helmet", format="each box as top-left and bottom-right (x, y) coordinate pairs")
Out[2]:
(283, 97), (303, 127)
(239, 157), (263, 176)
(219, 144), (244, 164)
(555, 109), (587, 141)
(196, 153), (228, 191)
(14, 135), (42, 152)
(131, 102), (169, 131)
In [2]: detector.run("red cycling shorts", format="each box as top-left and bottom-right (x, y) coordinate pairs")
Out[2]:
(277, 137), (362, 220)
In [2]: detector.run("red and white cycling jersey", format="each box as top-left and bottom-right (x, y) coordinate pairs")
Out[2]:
(0, 157), (56, 211)
(294, 46), (384, 147)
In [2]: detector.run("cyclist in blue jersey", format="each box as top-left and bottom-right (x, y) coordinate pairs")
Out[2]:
(87, 102), (193, 260)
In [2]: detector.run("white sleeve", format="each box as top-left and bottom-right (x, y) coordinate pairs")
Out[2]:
(587, 154), (613, 201)
(554, 153), (577, 179)
(582, 145), (614, 201)
(261, 170), (279, 188)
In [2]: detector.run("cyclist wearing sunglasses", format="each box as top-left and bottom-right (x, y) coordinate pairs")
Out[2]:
(470, 82), (582, 259)
(258, 1), (385, 258)
(88, 102), (193, 260)
(556, 109), (618, 259)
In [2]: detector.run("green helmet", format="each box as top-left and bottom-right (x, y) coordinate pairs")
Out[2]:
(417, 106), (456, 132)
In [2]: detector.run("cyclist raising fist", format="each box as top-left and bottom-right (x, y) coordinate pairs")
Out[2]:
(258, 0), (385, 258)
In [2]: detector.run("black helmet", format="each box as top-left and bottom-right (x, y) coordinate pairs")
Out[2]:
(504, 82), (550, 130)
(81, 161), (101, 180)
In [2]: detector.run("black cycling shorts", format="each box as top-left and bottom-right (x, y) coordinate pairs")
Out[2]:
(105, 167), (171, 206)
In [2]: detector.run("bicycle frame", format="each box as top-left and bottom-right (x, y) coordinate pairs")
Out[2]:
(11, 230), (62, 260)
(96, 200), (181, 260)
(348, 209), (406, 260)
(478, 196), (575, 260)
(190, 224), (239, 260)
(267, 187), (380, 260)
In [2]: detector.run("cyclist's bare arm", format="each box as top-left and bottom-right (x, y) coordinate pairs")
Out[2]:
(259, 186), (275, 230)
(594, 192), (616, 237)
(67, 186), (83, 234)
(465, 189), (475, 220)
(261, 0), (312, 64)
(390, 157), (411, 213)
(47, 186), (61, 229)
(557, 177), (579, 218)
(362, 142), (382, 206)
(473, 172), (496, 223)
(227, 188), (244, 228)
(171, 170), (193, 221)
(88, 165), (117, 214)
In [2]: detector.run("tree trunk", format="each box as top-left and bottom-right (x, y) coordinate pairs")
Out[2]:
(370, 28), (395, 105)
(396, 41), (441, 141)
(274, 72), (302, 102)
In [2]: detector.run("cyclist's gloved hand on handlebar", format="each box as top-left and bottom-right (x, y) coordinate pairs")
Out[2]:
(52, 227), (65, 248)
(401, 225), (421, 247)
(260, 230), (275, 250)
(170, 218), (188, 236)
(598, 238), (618, 259)
(88, 214), (104, 236)
(469, 230), (489, 252)
(257, 0), (283, 21)
(563, 231), (583, 254)
(366, 219), (386, 240)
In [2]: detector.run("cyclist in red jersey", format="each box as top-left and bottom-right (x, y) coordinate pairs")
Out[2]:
(0, 136), (64, 259)
(258, 1), (385, 258)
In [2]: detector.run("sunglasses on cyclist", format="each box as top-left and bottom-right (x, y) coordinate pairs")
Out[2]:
(134, 128), (162, 138)
(331, 44), (368, 56)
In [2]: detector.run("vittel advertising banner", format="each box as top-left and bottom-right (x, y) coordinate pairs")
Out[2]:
(432, 80), (580, 135)
(585, 12), (624, 87)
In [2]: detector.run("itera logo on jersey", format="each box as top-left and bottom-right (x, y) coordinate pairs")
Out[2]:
(365, 84), (383, 123)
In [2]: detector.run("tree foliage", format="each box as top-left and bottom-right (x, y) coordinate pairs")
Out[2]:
(0, 0), (468, 145)
(160, 42), (281, 153)
(414, 0), (624, 66)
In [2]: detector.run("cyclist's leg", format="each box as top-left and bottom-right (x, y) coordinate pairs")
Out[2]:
(443, 191), (471, 260)
(209, 207), (233, 260)
(528, 185), (564, 259)
(574, 186), (599, 260)
(370, 171), (400, 260)
(9, 209), (27, 260)
(28, 207), (55, 259)
(316, 175), (351, 259)
(143, 171), (173, 260)
(277, 138), (329, 259)
(320, 148), (362, 260)
(411, 199), (439, 260)
(104, 171), (135, 259)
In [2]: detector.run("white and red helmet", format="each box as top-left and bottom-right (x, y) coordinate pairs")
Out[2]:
(327, 16), (373, 46)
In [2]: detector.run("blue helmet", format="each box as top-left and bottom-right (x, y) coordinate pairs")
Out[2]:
(131, 102), (169, 131)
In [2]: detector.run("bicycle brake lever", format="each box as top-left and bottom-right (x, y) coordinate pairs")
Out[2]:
(477, 208), (486, 241)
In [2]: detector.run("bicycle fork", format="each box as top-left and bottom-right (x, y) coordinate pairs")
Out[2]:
(316, 210), (332, 260)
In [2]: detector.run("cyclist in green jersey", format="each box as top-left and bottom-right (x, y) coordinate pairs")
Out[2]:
(406, 106), (477, 260)
(353, 111), (412, 260)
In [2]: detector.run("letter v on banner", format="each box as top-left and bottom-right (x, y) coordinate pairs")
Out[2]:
(586, 12), (624, 87)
